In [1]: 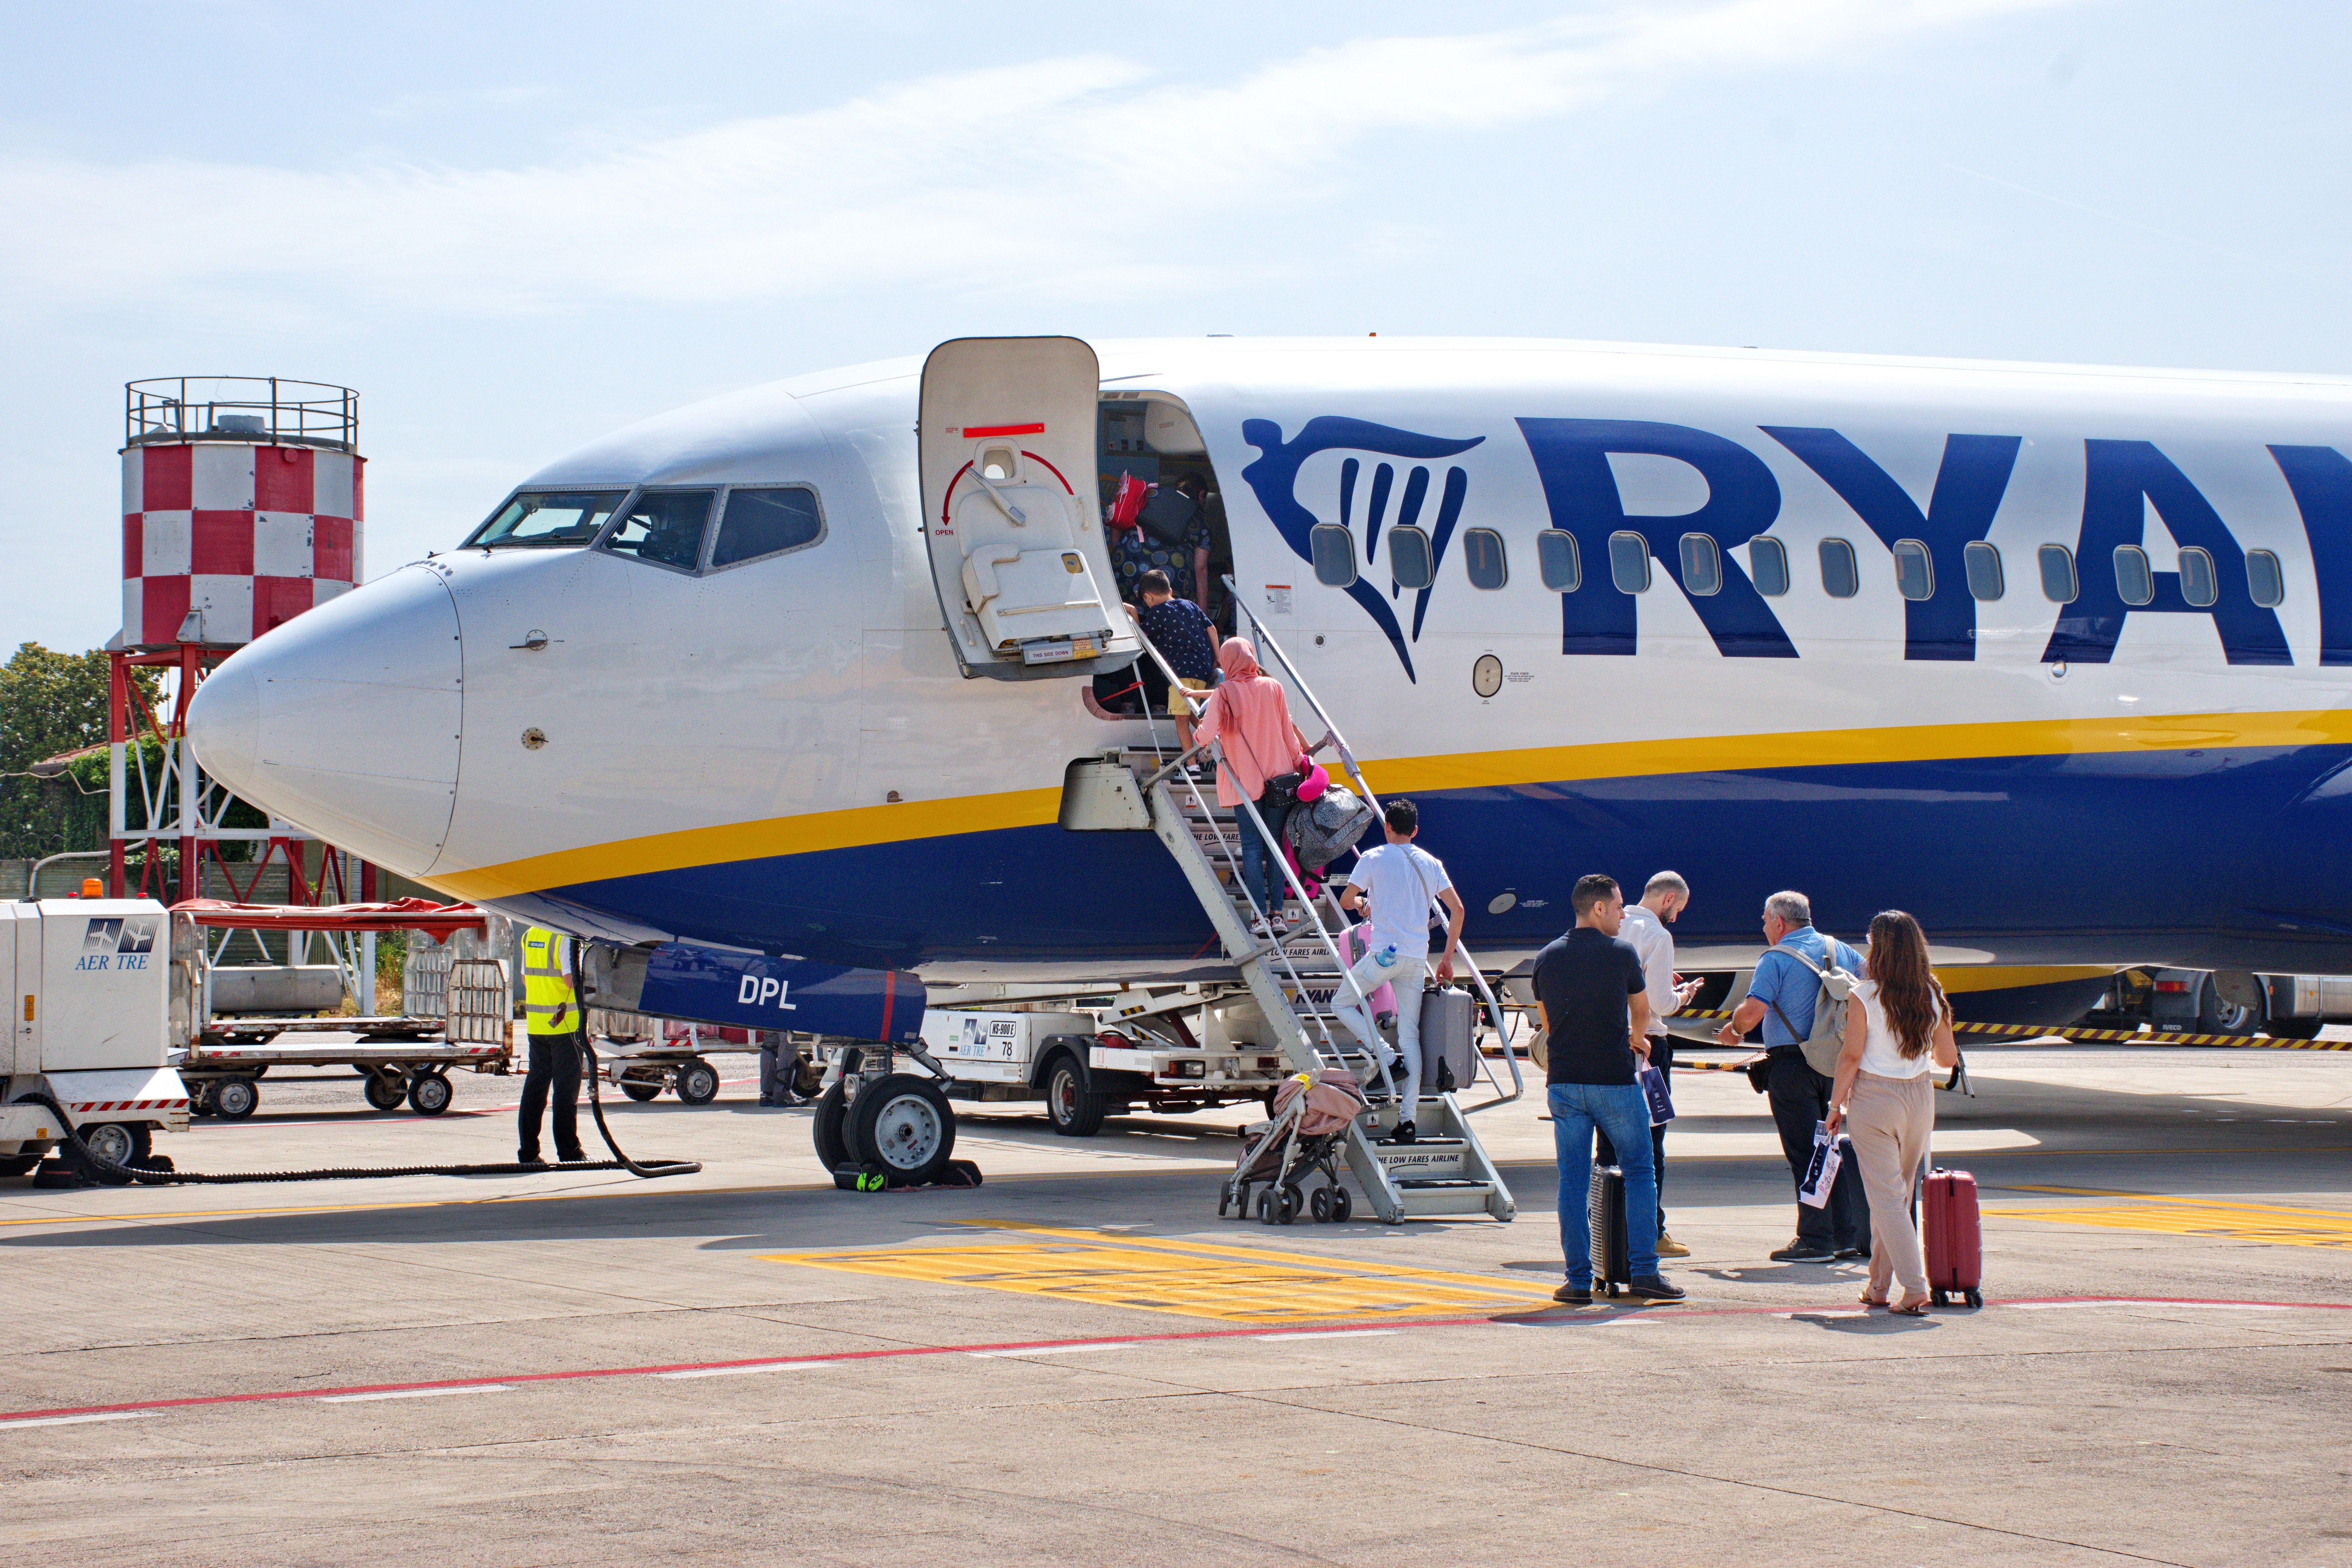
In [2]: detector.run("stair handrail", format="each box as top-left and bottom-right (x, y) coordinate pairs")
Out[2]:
(1120, 616), (1392, 1086)
(1223, 577), (1521, 1107)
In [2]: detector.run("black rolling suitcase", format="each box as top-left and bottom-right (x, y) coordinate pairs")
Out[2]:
(1586, 1163), (1632, 1298)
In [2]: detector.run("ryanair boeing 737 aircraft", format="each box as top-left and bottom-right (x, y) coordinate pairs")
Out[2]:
(185, 336), (2352, 1025)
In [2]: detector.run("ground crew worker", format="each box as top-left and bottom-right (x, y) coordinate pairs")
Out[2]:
(519, 925), (586, 1165)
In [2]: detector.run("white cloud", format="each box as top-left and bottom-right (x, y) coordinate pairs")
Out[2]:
(0, 0), (2074, 316)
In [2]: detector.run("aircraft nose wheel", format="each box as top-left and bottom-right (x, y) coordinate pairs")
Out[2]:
(844, 1073), (956, 1186)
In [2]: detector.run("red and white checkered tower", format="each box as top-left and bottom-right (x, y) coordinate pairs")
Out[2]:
(111, 378), (370, 906)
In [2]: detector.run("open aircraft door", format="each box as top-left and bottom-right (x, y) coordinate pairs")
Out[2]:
(919, 336), (1138, 680)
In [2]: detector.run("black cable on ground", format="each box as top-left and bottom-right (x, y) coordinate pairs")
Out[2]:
(16, 936), (703, 1187)
(15, 1064), (699, 1188)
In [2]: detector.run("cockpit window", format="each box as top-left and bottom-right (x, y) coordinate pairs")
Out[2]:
(463, 490), (626, 550)
(602, 490), (715, 572)
(711, 487), (824, 569)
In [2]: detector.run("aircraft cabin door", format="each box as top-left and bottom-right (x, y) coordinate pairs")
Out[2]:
(918, 336), (1140, 680)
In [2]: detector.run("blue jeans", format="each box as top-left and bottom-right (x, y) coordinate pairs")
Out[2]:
(1550, 1080), (1660, 1283)
(1238, 794), (1292, 918)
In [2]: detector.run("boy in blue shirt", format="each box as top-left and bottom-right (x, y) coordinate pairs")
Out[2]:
(1715, 889), (1872, 1262)
(1130, 568), (1219, 748)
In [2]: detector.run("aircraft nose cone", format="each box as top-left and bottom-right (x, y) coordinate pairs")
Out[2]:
(187, 564), (463, 877)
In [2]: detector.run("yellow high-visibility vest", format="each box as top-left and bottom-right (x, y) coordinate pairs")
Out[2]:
(521, 926), (577, 1036)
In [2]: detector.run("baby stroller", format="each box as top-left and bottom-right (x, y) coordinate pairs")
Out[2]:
(1220, 1069), (1368, 1225)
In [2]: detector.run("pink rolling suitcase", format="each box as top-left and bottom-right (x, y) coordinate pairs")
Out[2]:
(1922, 1168), (1984, 1309)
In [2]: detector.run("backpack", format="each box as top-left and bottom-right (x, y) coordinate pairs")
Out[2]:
(1761, 941), (1858, 1078)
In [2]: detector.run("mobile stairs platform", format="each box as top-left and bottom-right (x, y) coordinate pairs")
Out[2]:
(1069, 601), (1523, 1223)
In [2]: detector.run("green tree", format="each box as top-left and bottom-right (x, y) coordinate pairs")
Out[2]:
(0, 643), (147, 858)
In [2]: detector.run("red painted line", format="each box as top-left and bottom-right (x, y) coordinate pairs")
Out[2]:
(964, 422), (1044, 439)
(2, 1294), (2345, 1427)
(1018, 448), (1076, 496)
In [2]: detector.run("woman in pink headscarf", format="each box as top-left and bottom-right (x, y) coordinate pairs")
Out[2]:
(1193, 637), (1318, 933)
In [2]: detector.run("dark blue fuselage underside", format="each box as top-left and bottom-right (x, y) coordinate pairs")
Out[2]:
(516, 744), (2352, 975)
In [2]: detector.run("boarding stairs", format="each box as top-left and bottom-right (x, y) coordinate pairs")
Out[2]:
(1086, 593), (1521, 1223)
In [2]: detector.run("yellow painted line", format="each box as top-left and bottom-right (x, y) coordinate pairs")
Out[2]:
(1986, 1189), (2352, 1249)
(763, 1221), (1555, 1325)
(424, 705), (2352, 898)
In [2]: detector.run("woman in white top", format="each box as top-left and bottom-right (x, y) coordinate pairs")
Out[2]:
(1827, 910), (1959, 1314)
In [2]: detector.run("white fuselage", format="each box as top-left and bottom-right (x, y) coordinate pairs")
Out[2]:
(188, 338), (2352, 979)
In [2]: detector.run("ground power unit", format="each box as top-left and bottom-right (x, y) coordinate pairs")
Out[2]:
(0, 899), (188, 1173)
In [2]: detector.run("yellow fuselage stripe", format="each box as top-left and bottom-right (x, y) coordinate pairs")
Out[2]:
(427, 705), (2352, 902)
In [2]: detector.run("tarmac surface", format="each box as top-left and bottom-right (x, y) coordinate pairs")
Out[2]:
(3, 1039), (2348, 1566)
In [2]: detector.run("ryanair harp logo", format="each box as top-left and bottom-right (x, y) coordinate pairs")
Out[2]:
(1241, 416), (1486, 681)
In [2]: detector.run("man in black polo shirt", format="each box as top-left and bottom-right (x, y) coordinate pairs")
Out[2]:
(1533, 874), (1684, 1304)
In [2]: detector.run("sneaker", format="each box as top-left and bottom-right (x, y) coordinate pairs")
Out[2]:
(1770, 1240), (1837, 1263)
(555, 1150), (586, 1165)
(517, 1154), (548, 1168)
(1392, 1120), (1417, 1145)
(1834, 1245), (1871, 1261)
(1655, 1230), (1691, 1258)
(1552, 1282), (1593, 1305)
(1627, 1274), (1686, 1301)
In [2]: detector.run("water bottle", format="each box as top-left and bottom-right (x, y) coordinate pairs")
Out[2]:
(1374, 944), (1398, 969)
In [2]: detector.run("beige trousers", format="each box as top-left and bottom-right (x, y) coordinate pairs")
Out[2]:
(1846, 1070), (1936, 1299)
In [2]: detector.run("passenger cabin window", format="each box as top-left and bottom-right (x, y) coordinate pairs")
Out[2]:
(1463, 528), (1507, 590)
(1679, 533), (1721, 596)
(1608, 531), (1651, 594)
(1748, 537), (1789, 596)
(2112, 544), (2154, 606)
(1388, 526), (1435, 590)
(2176, 546), (2218, 608)
(603, 490), (715, 572)
(1818, 538), (1859, 599)
(464, 490), (625, 550)
(1310, 523), (1357, 587)
(2038, 543), (2078, 604)
(712, 487), (823, 569)
(2246, 548), (2286, 607)
(1963, 541), (2004, 601)
(1536, 529), (1581, 592)
(1893, 539), (1935, 601)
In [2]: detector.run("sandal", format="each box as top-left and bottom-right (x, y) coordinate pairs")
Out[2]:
(1858, 1290), (1889, 1307)
(1889, 1295), (1931, 1316)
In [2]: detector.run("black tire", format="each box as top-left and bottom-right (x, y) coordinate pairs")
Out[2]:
(1277, 1186), (1300, 1225)
(1330, 1186), (1352, 1223)
(813, 1080), (851, 1171)
(407, 1073), (453, 1116)
(1042, 1052), (1108, 1138)
(1257, 1190), (1277, 1225)
(363, 1073), (407, 1111)
(620, 1079), (662, 1102)
(1309, 1186), (1332, 1223)
(848, 1073), (955, 1186)
(0, 1154), (39, 1178)
(2196, 978), (2262, 1036)
(674, 1058), (720, 1105)
(74, 1122), (150, 1181)
(213, 1078), (259, 1120)
(2267, 1015), (2325, 1040)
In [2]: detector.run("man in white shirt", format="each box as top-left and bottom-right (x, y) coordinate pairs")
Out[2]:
(1602, 871), (1703, 1256)
(1334, 798), (1465, 1145)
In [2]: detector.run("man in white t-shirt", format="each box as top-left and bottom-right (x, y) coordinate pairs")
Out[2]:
(1603, 871), (1704, 1256)
(1334, 798), (1465, 1144)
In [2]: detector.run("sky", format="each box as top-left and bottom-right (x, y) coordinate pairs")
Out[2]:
(3, 0), (2347, 657)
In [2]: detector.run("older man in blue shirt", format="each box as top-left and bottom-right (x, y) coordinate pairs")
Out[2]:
(1715, 889), (1872, 1263)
